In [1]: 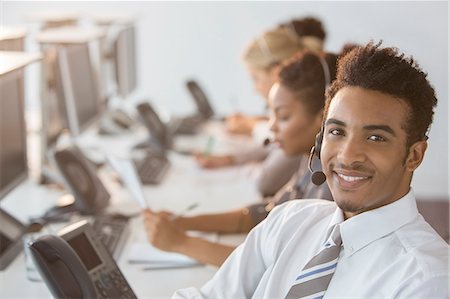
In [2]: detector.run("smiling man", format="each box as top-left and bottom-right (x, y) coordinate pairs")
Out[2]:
(173, 43), (449, 299)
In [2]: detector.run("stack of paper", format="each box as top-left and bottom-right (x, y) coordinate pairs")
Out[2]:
(128, 242), (199, 268)
(107, 154), (148, 209)
(127, 231), (218, 269)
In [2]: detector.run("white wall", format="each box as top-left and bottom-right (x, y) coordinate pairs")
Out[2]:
(3, 1), (448, 199)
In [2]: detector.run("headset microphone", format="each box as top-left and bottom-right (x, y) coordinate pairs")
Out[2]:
(263, 138), (273, 147)
(308, 146), (326, 185)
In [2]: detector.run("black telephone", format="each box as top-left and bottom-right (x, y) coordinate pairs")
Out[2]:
(46, 145), (110, 218)
(135, 101), (172, 151)
(186, 80), (215, 120)
(0, 209), (27, 270)
(29, 221), (136, 299)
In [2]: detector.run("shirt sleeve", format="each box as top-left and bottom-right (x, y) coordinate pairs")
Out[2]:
(255, 149), (302, 197)
(233, 143), (270, 165)
(247, 166), (300, 225)
(172, 202), (293, 299)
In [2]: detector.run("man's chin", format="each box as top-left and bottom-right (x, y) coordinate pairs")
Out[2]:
(334, 199), (361, 215)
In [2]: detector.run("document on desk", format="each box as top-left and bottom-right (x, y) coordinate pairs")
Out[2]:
(107, 154), (148, 209)
(128, 232), (218, 268)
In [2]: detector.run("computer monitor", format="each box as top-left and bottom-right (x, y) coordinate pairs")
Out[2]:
(0, 70), (28, 200)
(0, 64), (41, 271)
(55, 43), (102, 136)
(38, 50), (70, 184)
(42, 49), (68, 150)
(113, 25), (137, 98)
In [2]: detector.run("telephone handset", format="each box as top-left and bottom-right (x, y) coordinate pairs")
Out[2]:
(29, 235), (98, 298)
(52, 145), (110, 215)
(186, 80), (215, 120)
(29, 221), (137, 299)
(136, 101), (172, 151)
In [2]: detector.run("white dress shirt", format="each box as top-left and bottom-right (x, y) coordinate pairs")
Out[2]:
(173, 189), (449, 298)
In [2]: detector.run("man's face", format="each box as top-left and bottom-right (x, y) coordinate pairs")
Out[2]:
(321, 86), (426, 218)
(268, 83), (321, 156)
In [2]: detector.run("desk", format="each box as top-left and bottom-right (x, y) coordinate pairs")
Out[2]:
(0, 26), (27, 51)
(36, 26), (106, 45)
(0, 125), (260, 298)
(0, 51), (41, 76)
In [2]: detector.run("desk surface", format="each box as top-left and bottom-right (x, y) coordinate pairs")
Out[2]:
(0, 122), (260, 298)
(36, 26), (106, 44)
(0, 51), (42, 76)
(0, 26), (27, 41)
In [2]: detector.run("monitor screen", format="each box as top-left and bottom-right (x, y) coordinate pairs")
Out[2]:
(114, 25), (137, 98)
(66, 232), (102, 271)
(43, 49), (68, 148)
(0, 70), (27, 200)
(57, 43), (101, 135)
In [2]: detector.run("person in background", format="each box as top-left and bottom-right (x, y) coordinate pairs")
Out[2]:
(173, 42), (449, 298)
(279, 16), (326, 53)
(196, 26), (304, 197)
(197, 18), (326, 197)
(144, 51), (337, 267)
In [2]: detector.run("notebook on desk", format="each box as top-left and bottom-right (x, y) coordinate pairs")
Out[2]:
(127, 231), (218, 269)
(106, 155), (149, 209)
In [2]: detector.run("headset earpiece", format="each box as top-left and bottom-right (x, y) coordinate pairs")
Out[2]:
(308, 125), (326, 186)
(314, 125), (324, 159)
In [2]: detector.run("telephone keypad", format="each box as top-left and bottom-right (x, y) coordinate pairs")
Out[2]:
(94, 269), (136, 299)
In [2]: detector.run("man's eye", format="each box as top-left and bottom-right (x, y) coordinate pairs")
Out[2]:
(329, 129), (343, 136)
(368, 135), (386, 142)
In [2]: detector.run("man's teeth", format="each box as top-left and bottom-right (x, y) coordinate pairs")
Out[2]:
(337, 173), (368, 182)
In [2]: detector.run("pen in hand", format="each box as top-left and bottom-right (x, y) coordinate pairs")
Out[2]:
(203, 136), (215, 156)
(170, 203), (199, 221)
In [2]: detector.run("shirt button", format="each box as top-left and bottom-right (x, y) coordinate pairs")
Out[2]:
(348, 246), (354, 252)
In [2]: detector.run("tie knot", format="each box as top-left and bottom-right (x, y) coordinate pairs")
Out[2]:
(326, 225), (342, 248)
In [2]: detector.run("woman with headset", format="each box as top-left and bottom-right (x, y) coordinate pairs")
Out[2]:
(196, 19), (326, 198)
(144, 50), (337, 267)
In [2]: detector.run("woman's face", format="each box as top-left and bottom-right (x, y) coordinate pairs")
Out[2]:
(246, 64), (279, 101)
(269, 83), (322, 156)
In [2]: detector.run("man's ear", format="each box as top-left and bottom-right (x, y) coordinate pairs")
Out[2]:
(405, 141), (428, 172)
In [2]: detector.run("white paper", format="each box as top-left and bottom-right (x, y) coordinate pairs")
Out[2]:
(127, 231), (218, 268)
(107, 154), (148, 209)
(127, 243), (199, 265)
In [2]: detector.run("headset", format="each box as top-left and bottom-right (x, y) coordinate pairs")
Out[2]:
(308, 54), (330, 186)
(308, 125), (326, 185)
(262, 53), (331, 186)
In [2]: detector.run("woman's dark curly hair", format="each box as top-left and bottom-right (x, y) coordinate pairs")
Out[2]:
(325, 41), (437, 148)
(281, 17), (327, 40)
(278, 51), (337, 116)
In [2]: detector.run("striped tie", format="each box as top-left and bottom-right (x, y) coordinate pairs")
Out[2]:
(285, 225), (342, 299)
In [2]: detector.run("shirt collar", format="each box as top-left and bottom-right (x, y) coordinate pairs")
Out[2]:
(337, 189), (419, 256)
(323, 206), (345, 245)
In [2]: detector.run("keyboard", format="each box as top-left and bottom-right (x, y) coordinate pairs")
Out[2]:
(91, 215), (130, 260)
(134, 154), (170, 185)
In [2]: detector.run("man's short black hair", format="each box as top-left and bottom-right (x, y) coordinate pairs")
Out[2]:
(326, 41), (437, 147)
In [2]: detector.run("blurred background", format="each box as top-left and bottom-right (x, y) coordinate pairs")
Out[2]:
(2, 1), (448, 199)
